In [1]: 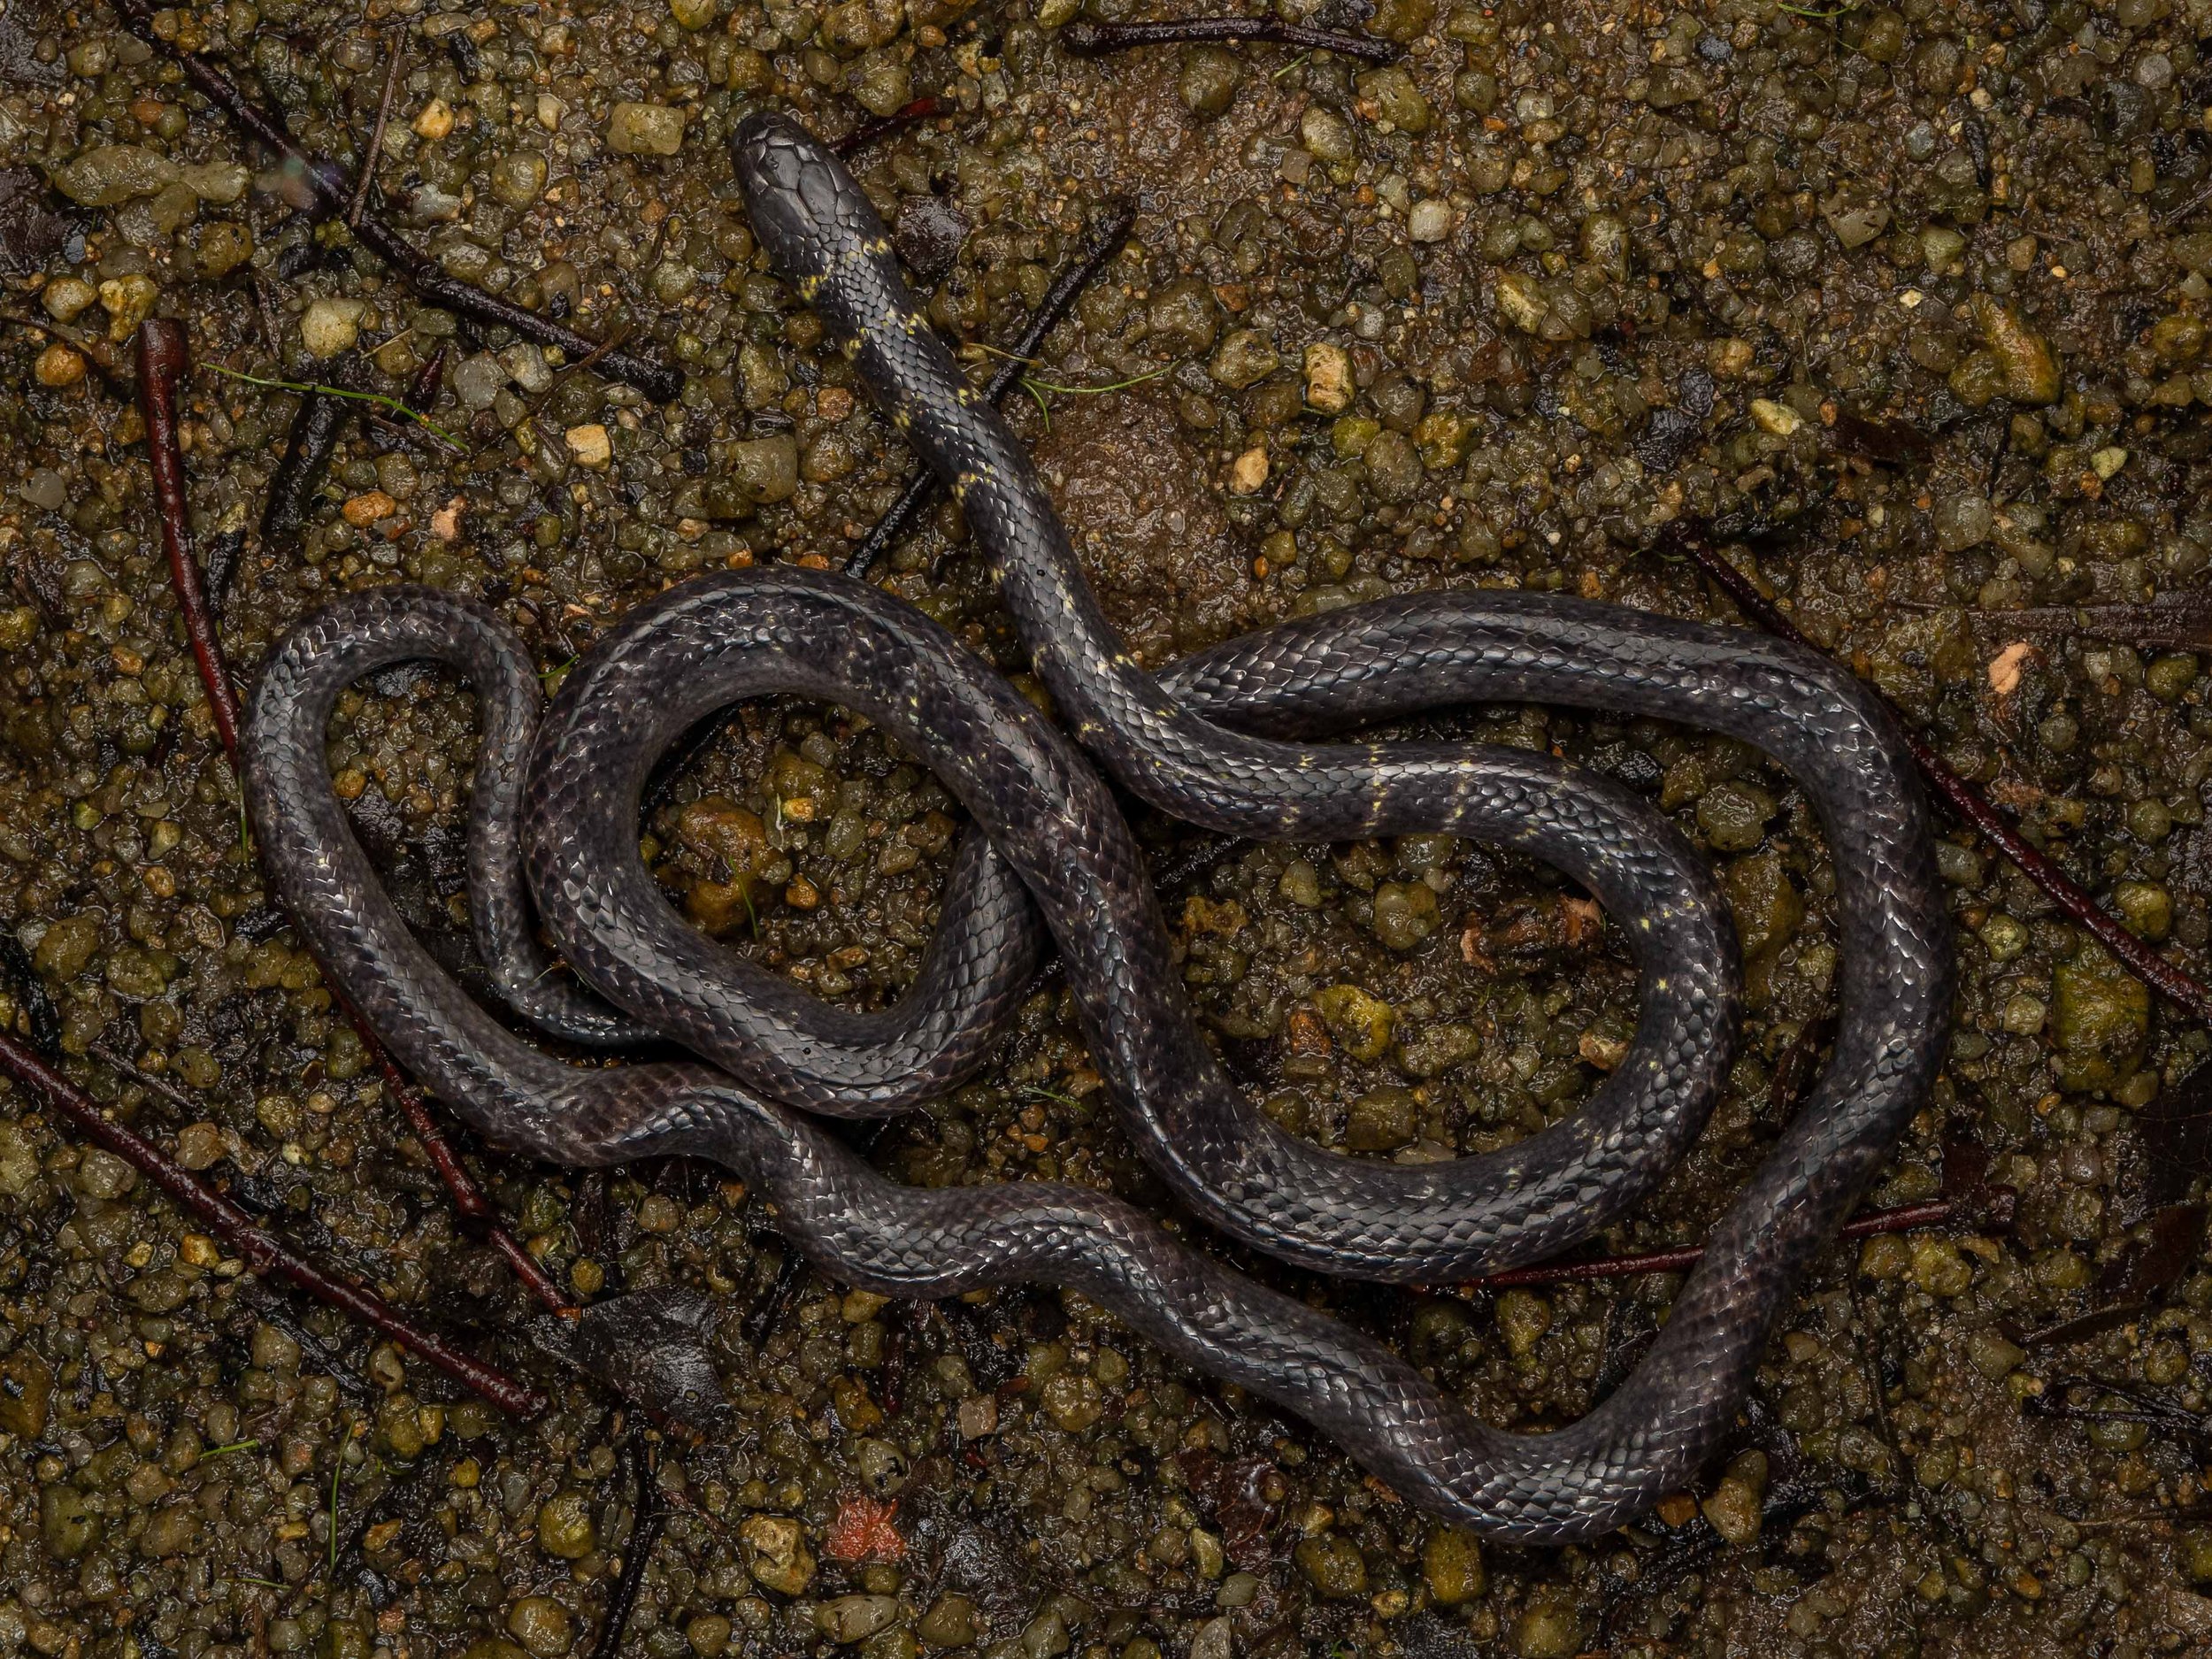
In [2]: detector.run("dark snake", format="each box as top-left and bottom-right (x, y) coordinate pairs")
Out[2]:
(241, 112), (1951, 1540)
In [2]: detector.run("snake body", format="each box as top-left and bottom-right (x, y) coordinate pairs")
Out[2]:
(240, 114), (1951, 1540)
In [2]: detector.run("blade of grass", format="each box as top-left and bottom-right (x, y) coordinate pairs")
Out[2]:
(206, 362), (465, 450)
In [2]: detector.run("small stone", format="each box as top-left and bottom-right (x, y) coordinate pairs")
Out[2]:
(534, 1490), (596, 1559)
(1700, 1451), (1767, 1546)
(1967, 1328), (2025, 1379)
(1228, 446), (1269, 495)
(1313, 983), (1395, 1060)
(918, 1596), (977, 1647)
(1422, 1528), (1486, 1604)
(2051, 948), (2150, 1090)
(342, 491), (397, 526)
(1749, 397), (1801, 436)
(725, 434), (799, 503)
(98, 274), (158, 342)
(1371, 880), (1439, 949)
(814, 1597), (898, 1645)
(1909, 1236), (1974, 1298)
(42, 276), (96, 322)
(0, 1347), (52, 1436)
(412, 99), (454, 141)
(2091, 445), (2128, 479)
(300, 297), (366, 357)
(608, 103), (687, 157)
(74, 1148), (136, 1200)
(53, 144), (179, 206)
(683, 1616), (731, 1659)
(1209, 327), (1279, 389)
(1408, 197), (1452, 242)
(175, 1121), (226, 1171)
(565, 424), (612, 469)
(1188, 1619), (1233, 1659)
(1973, 295), (2061, 403)
(1294, 1532), (1368, 1599)
(1511, 1596), (1584, 1659)
(1345, 1087), (1418, 1152)
(1819, 182), (1890, 250)
(33, 343), (83, 387)
(740, 1515), (817, 1596)
(179, 160), (250, 204)
(1178, 45), (1245, 119)
(1496, 1288), (1552, 1357)
(1644, 65), (1708, 108)
(41, 1485), (98, 1559)
(1696, 781), (1776, 852)
(1494, 270), (1548, 333)
(505, 1598), (572, 1658)
(1304, 342), (1354, 413)
(1300, 104), (1356, 165)
(490, 150), (549, 209)
(1040, 1371), (1102, 1432)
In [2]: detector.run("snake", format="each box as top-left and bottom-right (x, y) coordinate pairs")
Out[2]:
(240, 111), (1951, 1541)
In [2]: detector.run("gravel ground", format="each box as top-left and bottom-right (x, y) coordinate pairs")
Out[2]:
(6, 0), (2212, 1655)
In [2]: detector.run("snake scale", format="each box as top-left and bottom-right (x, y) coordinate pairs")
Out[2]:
(241, 111), (1951, 1540)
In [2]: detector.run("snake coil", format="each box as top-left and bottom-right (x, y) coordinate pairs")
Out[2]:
(241, 113), (1949, 1540)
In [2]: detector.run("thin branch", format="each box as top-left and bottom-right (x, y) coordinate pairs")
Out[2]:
(1680, 532), (2212, 1027)
(135, 322), (242, 755)
(1061, 17), (1400, 64)
(589, 1434), (666, 1659)
(1442, 1199), (1959, 1293)
(829, 95), (951, 158)
(348, 28), (406, 231)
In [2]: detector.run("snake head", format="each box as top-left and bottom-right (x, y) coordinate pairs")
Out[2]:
(732, 110), (879, 294)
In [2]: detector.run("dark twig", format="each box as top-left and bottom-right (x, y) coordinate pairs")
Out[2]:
(136, 322), (243, 756)
(1681, 534), (2212, 1027)
(260, 357), (362, 549)
(111, 0), (680, 403)
(1061, 17), (1400, 64)
(1447, 1200), (1959, 1293)
(135, 321), (578, 1320)
(348, 29), (405, 230)
(848, 198), (1137, 579)
(589, 1434), (667, 1659)
(0, 1025), (544, 1413)
(829, 95), (951, 158)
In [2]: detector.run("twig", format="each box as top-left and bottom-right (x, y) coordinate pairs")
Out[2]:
(1446, 1200), (1958, 1293)
(135, 322), (578, 1320)
(257, 357), (365, 549)
(589, 1434), (666, 1659)
(111, 0), (680, 403)
(1061, 17), (1400, 64)
(1680, 533), (2212, 1026)
(846, 198), (1136, 579)
(136, 323), (242, 756)
(87, 1041), (210, 1120)
(0, 1025), (543, 1412)
(348, 29), (405, 230)
(829, 95), (951, 157)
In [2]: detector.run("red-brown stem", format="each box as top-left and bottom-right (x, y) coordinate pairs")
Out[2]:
(829, 95), (951, 157)
(1683, 534), (2212, 1027)
(135, 322), (574, 1319)
(135, 322), (242, 757)
(0, 1026), (543, 1414)
(1061, 17), (1400, 64)
(1449, 1200), (1957, 1292)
